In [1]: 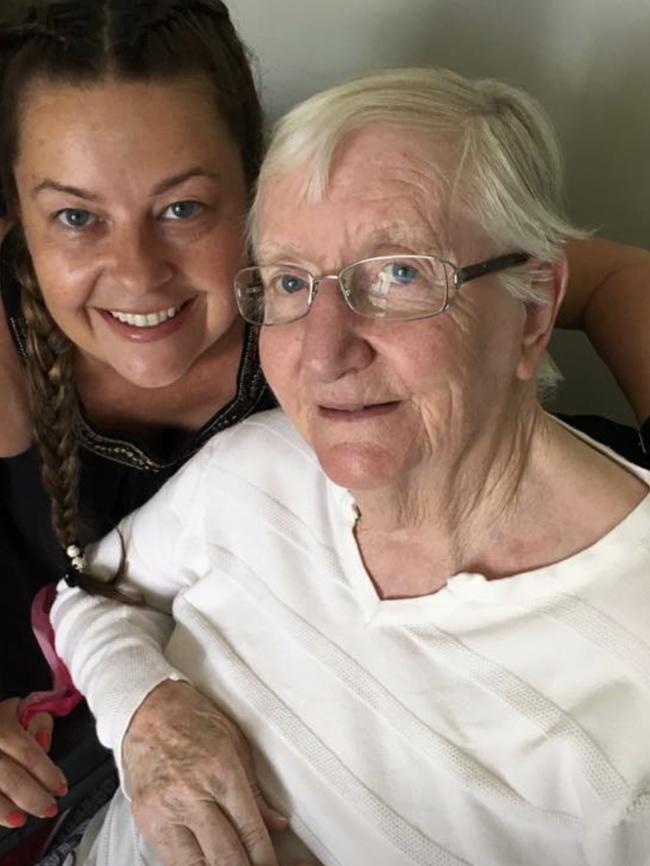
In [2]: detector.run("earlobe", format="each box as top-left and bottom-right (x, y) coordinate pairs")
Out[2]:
(516, 258), (568, 381)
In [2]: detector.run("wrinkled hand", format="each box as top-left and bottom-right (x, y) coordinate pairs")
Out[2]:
(0, 698), (68, 828)
(123, 679), (289, 866)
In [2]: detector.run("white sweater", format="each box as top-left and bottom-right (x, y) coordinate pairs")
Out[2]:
(52, 409), (650, 866)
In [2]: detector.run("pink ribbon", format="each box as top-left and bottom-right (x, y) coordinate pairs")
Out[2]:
(18, 583), (83, 729)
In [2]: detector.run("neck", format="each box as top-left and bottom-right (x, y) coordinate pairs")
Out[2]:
(353, 402), (647, 600)
(352, 395), (545, 598)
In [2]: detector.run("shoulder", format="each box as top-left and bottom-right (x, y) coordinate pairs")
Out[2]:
(201, 408), (318, 477)
(162, 408), (327, 526)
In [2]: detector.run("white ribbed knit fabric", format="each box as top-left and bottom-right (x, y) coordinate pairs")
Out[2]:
(52, 409), (650, 866)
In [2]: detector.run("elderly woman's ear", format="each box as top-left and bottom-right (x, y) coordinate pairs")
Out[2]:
(516, 257), (568, 382)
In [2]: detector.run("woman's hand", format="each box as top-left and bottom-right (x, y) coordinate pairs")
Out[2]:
(0, 698), (68, 828)
(122, 679), (288, 866)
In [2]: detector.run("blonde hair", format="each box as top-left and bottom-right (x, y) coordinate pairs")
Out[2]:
(251, 67), (588, 394)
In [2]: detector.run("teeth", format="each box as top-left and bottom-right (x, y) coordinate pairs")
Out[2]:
(108, 304), (182, 328)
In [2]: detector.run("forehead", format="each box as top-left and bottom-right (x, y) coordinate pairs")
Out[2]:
(14, 77), (241, 187)
(257, 123), (460, 262)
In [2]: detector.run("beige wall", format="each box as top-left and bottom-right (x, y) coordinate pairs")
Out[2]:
(228, 0), (649, 423)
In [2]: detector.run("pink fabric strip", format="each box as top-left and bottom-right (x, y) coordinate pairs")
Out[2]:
(18, 583), (83, 728)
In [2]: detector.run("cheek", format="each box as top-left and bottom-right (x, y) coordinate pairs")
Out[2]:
(387, 320), (460, 394)
(30, 252), (93, 319)
(394, 320), (488, 433)
(190, 230), (245, 300)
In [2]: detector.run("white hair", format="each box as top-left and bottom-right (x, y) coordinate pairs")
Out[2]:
(250, 67), (588, 395)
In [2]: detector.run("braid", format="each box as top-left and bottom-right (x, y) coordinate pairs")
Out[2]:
(15, 240), (135, 603)
(19, 257), (81, 547)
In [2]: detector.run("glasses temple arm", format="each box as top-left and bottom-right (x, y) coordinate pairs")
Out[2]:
(454, 252), (531, 289)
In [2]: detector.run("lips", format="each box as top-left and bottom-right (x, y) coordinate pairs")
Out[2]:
(319, 399), (399, 410)
(318, 400), (401, 419)
(97, 297), (197, 341)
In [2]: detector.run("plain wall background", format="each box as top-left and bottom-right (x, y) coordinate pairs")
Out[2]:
(226, 0), (649, 424)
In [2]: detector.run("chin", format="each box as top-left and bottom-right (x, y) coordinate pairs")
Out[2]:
(114, 356), (196, 390)
(315, 442), (404, 491)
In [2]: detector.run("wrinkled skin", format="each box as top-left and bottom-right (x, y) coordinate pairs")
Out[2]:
(123, 680), (314, 866)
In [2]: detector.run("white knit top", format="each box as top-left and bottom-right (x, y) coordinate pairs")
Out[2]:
(52, 409), (650, 866)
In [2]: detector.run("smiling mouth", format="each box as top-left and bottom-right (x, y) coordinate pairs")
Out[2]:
(106, 300), (191, 329)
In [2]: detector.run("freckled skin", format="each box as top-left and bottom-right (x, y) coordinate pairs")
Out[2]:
(14, 77), (247, 390)
(258, 124), (532, 498)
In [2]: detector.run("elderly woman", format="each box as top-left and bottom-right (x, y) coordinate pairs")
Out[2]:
(53, 68), (650, 866)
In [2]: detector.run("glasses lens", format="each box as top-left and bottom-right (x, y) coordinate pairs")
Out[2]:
(341, 255), (450, 320)
(235, 265), (312, 325)
(234, 268), (266, 324)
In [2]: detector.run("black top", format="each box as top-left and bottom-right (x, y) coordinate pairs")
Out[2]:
(0, 251), (275, 700)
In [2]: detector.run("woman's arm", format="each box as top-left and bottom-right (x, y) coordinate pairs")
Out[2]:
(562, 237), (650, 423)
(52, 444), (285, 866)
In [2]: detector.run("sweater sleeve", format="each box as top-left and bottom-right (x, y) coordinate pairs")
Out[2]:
(51, 442), (215, 785)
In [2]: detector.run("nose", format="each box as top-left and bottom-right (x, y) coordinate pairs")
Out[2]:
(300, 277), (373, 382)
(103, 225), (174, 296)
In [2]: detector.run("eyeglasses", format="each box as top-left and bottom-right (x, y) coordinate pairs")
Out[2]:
(234, 251), (530, 326)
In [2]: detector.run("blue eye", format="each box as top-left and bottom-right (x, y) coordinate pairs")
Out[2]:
(391, 263), (420, 284)
(164, 201), (202, 220)
(279, 274), (308, 294)
(57, 209), (95, 229)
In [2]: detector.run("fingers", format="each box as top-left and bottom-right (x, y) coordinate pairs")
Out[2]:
(136, 795), (276, 866)
(0, 790), (27, 829)
(201, 750), (280, 866)
(141, 823), (206, 866)
(258, 798), (289, 834)
(191, 801), (260, 866)
(0, 752), (61, 822)
(226, 724), (287, 835)
(0, 699), (67, 824)
(25, 711), (55, 754)
(0, 701), (66, 793)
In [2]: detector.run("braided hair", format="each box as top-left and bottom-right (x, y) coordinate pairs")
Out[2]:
(0, 0), (263, 597)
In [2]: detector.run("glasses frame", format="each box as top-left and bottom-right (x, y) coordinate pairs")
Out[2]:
(234, 251), (531, 326)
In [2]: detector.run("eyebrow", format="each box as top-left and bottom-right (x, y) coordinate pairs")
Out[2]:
(151, 166), (221, 196)
(32, 180), (101, 202)
(32, 166), (221, 202)
(363, 225), (441, 251)
(256, 241), (305, 262)
(258, 226), (442, 263)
